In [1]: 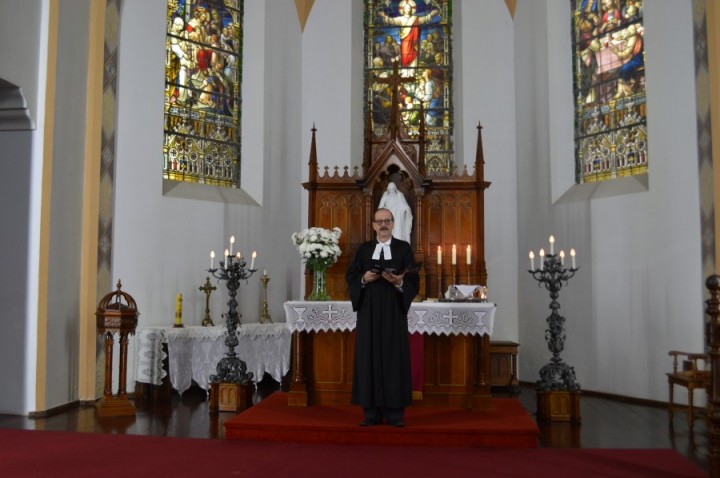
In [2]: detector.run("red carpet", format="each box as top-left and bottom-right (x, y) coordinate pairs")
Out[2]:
(0, 428), (705, 477)
(224, 392), (535, 447)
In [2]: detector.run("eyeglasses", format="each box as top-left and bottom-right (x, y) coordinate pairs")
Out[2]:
(373, 219), (393, 225)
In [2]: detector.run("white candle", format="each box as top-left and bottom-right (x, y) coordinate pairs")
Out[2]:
(229, 235), (235, 255)
(210, 250), (215, 269)
(437, 246), (442, 265)
(251, 251), (257, 270)
(466, 245), (471, 265)
(559, 250), (565, 266)
(224, 249), (229, 268)
(549, 235), (555, 255)
(570, 248), (576, 269)
(529, 251), (535, 270)
(263, 269), (268, 277)
(452, 244), (457, 265)
(236, 252), (241, 261)
(539, 248), (545, 270)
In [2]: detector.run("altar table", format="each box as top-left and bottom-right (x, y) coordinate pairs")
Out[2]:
(135, 323), (291, 395)
(284, 300), (496, 409)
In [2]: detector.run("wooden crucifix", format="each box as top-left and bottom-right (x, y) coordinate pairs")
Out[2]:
(199, 277), (217, 326)
(374, 61), (420, 139)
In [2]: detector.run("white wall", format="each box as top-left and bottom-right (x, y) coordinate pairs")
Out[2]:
(458, 1), (519, 342)
(515, 0), (704, 402)
(114, 0), (303, 386)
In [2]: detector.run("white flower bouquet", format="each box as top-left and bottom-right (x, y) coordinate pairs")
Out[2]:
(291, 227), (342, 270)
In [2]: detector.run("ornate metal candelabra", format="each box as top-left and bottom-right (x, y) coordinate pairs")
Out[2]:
(528, 244), (579, 392)
(208, 253), (257, 384)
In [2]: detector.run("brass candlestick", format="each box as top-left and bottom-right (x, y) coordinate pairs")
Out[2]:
(466, 263), (471, 285)
(451, 264), (457, 287)
(199, 277), (216, 326)
(260, 273), (272, 324)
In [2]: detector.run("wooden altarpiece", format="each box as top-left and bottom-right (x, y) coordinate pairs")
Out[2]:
(291, 68), (492, 409)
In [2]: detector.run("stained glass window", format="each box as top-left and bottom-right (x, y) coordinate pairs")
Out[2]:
(572, 0), (647, 183)
(163, 0), (243, 188)
(364, 0), (454, 175)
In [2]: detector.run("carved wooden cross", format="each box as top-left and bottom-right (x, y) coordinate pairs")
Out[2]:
(374, 61), (417, 137)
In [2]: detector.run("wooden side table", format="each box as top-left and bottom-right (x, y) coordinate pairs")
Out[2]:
(490, 341), (519, 394)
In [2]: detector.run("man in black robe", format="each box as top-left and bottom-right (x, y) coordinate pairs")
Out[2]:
(346, 207), (419, 427)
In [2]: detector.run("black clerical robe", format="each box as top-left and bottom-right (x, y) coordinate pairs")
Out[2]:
(346, 238), (419, 409)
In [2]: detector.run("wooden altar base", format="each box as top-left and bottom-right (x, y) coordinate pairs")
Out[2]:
(225, 392), (538, 448)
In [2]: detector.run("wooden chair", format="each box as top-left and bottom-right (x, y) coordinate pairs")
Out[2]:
(667, 350), (711, 427)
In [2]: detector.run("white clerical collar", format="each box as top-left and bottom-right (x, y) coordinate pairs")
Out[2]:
(372, 239), (392, 260)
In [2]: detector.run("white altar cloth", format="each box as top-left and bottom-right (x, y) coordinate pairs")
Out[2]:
(284, 300), (496, 336)
(135, 323), (291, 394)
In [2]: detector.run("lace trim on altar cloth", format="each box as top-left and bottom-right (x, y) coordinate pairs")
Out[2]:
(134, 323), (291, 394)
(284, 301), (495, 336)
(135, 328), (169, 386)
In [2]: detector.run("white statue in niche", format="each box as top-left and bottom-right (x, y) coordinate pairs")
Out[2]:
(379, 182), (413, 243)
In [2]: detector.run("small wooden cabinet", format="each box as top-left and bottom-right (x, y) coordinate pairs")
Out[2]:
(490, 341), (519, 393)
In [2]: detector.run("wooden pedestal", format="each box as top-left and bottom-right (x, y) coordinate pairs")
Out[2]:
(96, 396), (136, 418)
(209, 382), (254, 413)
(536, 390), (581, 422)
(490, 341), (519, 393)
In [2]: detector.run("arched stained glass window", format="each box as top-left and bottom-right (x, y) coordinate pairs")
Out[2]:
(164, 0), (243, 188)
(364, 0), (454, 175)
(572, 0), (647, 183)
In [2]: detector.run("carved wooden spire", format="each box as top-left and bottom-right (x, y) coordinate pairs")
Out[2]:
(308, 123), (318, 183)
(363, 103), (372, 174)
(475, 122), (486, 183)
(418, 102), (426, 176)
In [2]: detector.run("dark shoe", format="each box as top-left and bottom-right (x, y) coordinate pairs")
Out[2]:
(387, 420), (405, 428)
(360, 419), (381, 427)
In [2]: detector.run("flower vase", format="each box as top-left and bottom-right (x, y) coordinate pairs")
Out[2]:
(309, 266), (331, 301)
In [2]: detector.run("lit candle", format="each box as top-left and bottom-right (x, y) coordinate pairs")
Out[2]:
(570, 248), (576, 269)
(559, 250), (565, 266)
(437, 246), (442, 265)
(539, 248), (545, 270)
(549, 235), (555, 255)
(452, 244), (457, 265)
(175, 293), (183, 325)
(229, 235), (235, 256)
(210, 250), (215, 269)
(466, 245), (471, 265)
(251, 251), (257, 270)
(529, 251), (535, 270)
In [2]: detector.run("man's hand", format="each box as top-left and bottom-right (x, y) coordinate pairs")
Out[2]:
(362, 270), (381, 284)
(381, 270), (405, 288)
